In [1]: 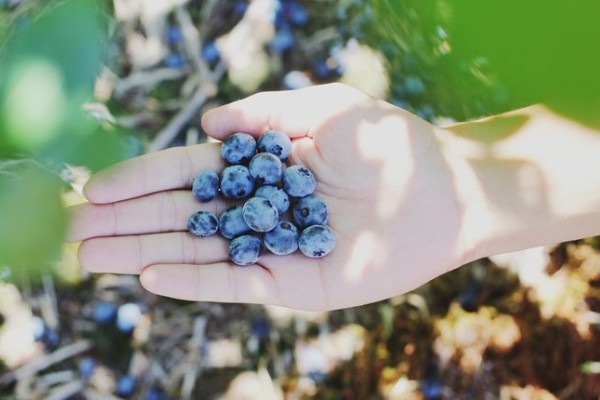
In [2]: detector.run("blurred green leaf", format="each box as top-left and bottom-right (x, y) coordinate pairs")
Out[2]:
(0, 162), (67, 274)
(368, 0), (600, 125)
(366, 0), (507, 121)
(581, 361), (600, 375)
(449, 1), (600, 105)
(0, 0), (128, 169)
(0, 0), (130, 278)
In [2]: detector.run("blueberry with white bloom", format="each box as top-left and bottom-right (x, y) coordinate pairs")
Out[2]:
(264, 221), (299, 255)
(298, 225), (336, 258)
(282, 165), (316, 197)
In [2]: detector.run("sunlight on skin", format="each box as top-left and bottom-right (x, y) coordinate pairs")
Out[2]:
(4, 60), (66, 149)
(343, 231), (385, 283)
(516, 163), (544, 209)
(245, 269), (271, 300)
(355, 114), (414, 219)
(492, 109), (600, 217)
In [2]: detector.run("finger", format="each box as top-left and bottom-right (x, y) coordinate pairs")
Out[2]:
(78, 233), (228, 274)
(83, 143), (224, 204)
(67, 191), (233, 242)
(140, 262), (283, 306)
(140, 254), (332, 310)
(201, 83), (369, 140)
(140, 262), (280, 304)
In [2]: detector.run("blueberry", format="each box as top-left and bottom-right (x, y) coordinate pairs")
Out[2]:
(164, 53), (184, 69)
(282, 165), (316, 197)
(293, 195), (328, 228)
(313, 59), (344, 80)
(42, 329), (61, 349)
(255, 185), (290, 214)
(298, 225), (336, 258)
(405, 76), (426, 96)
(92, 301), (117, 324)
(249, 152), (283, 185)
(187, 211), (219, 237)
(283, 70), (312, 90)
(146, 387), (165, 400)
(221, 132), (256, 164)
(251, 318), (271, 339)
(242, 197), (279, 232)
(233, 1), (247, 16)
(257, 130), (292, 161)
(271, 25), (295, 53)
(116, 375), (136, 397)
(31, 316), (46, 341)
(421, 378), (443, 400)
(78, 357), (96, 379)
(285, 2), (310, 27)
(192, 170), (219, 202)
(166, 26), (183, 45)
(229, 235), (263, 266)
(220, 165), (255, 199)
(219, 205), (251, 239)
(201, 40), (220, 64)
(264, 221), (299, 255)
(116, 303), (142, 334)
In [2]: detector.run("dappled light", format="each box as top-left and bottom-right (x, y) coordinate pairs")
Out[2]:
(1, 0), (600, 399)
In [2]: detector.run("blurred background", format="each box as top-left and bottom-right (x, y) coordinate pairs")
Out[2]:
(1, 0), (600, 398)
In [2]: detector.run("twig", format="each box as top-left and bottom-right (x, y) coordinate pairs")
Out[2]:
(114, 68), (187, 97)
(45, 380), (85, 400)
(41, 273), (59, 331)
(147, 63), (225, 153)
(0, 340), (92, 387)
(174, 6), (208, 76)
(185, 127), (200, 146)
(181, 316), (207, 400)
(84, 389), (126, 400)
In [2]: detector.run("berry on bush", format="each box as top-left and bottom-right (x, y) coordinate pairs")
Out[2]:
(116, 303), (142, 334)
(78, 357), (96, 380)
(116, 375), (136, 397)
(92, 301), (117, 324)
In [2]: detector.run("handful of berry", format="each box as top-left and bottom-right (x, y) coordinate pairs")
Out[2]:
(187, 131), (336, 266)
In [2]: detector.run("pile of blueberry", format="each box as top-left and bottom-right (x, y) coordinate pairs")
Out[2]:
(187, 130), (335, 266)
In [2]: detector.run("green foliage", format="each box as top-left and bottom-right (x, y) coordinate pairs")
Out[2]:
(0, 161), (67, 275)
(0, 0), (127, 164)
(0, 0), (130, 276)
(368, 0), (600, 124)
(366, 0), (508, 121)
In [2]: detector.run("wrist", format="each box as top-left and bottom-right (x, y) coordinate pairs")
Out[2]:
(441, 106), (600, 263)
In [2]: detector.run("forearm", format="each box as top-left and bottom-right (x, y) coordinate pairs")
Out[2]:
(439, 105), (600, 262)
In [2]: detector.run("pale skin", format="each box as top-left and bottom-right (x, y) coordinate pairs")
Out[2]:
(68, 83), (600, 311)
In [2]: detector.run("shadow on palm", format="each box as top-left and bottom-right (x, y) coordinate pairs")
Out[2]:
(255, 94), (466, 310)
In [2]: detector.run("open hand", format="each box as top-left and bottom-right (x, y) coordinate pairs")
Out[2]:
(69, 83), (476, 310)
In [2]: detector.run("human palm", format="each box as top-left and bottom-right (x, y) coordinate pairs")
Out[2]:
(70, 84), (473, 310)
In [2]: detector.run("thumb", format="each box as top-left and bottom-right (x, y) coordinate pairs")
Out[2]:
(201, 83), (368, 140)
